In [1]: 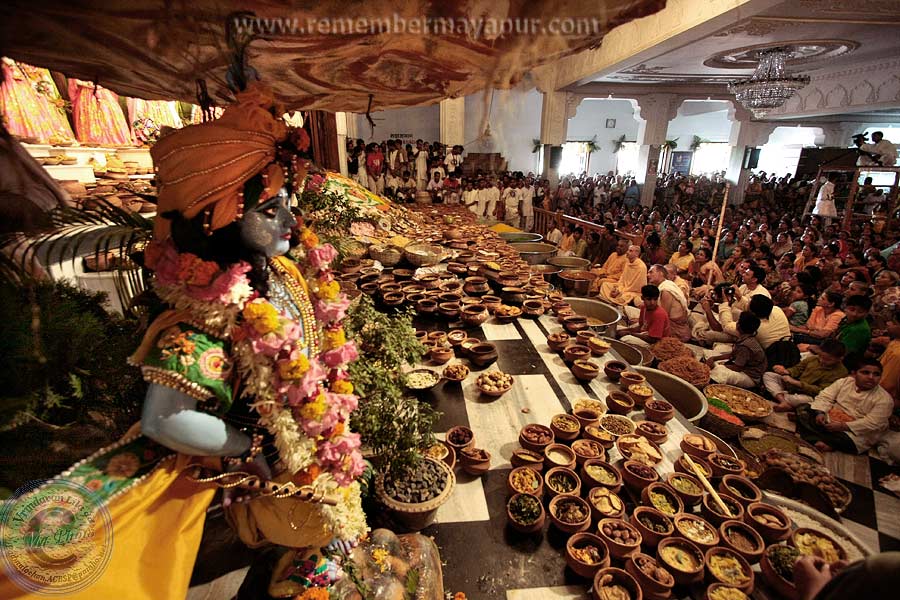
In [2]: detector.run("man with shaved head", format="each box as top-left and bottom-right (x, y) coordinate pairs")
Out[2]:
(664, 263), (691, 302)
(599, 244), (647, 306)
(647, 264), (691, 341)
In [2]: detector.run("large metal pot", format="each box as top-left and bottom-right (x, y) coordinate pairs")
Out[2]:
(634, 366), (708, 422)
(562, 297), (622, 338)
(500, 232), (543, 243)
(557, 270), (598, 296)
(509, 242), (557, 265)
(600, 337), (644, 367)
(548, 256), (591, 271)
(531, 264), (562, 279)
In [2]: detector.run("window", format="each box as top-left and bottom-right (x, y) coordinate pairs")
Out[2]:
(690, 142), (729, 175)
(560, 141), (589, 176)
(616, 142), (639, 175)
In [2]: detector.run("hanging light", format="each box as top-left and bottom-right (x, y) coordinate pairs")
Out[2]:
(728, 47), (810, 118)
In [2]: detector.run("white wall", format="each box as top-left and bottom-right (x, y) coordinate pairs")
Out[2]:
(666, 101), (733, 150)
(464, 88), (543, 173)
(566, 99), (639, 175)
(353, 105), (440, 144)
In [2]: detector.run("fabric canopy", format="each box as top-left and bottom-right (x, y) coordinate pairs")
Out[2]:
(0, 0), (664, 112)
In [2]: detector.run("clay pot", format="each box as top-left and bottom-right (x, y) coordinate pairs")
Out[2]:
(566, 533), (610, 579)
(518, 424), (555, 454)
(551, 301), (571, 315)
(549, 494), (592, 535)
(625, 553), (675, 598)
(644, 399), (675, 424)
(382, 291), (405, 306)
(719, 475), (763, 507)
(704, 547), (754, 594)
(572, 407), (602, 430)
(718, 519), (764, 565)
(675, 455), (712, 480)
(708, 452), (747, 478)
(508, 466), (544, 497)
(507, 493), (545, 534)
(701, 492), (746, 527)
(744, 502), (791, 543)
(544, 443), (577, 471)
(416, 298), (438, 315)
(581, 459), (622, 493)
(522, 299), (545, 318)
(597, 518), (642, 560)
(572, 359), (601, 383)
(544, 466), (582, 500)
(760, 546), (798, 599)
(501, 287), (526, 305)
(665, 472), (704, 507)
(480, 295), (502, 313)
(592, 568), (642, 600)
(604, 360), (627, 381)
(640, 482), (682, 517)
(445, 425), (474, 453)
(510, 448), (545, 472)
(437, 301), (461, 319)
(563, 344), (591, 364)
(656, 537), (704, 586)
(635, 421), (668, 445)
(447, 330), (467, 346)
(460, 305), (489, 327)
(427, 330), (448, 344)
(627, 384), (654, 408)
(588, 337), (611, 357)
(429, 346), (454, 364)
(550, 414), (581, 442)
(673, 513), (720, 551)
(463, 276), (490, 295)
(629, 507), (673, 549)
(606, 392), (634, 415)
(438, 291), (462, 304)
(562, 315), (590, 334)
(468, 342), (498, 367)
(619, 371), (646, 389)
(547, 332), (572, 352)
(459, 447), (491, 476)
(621, 461), (660, 492)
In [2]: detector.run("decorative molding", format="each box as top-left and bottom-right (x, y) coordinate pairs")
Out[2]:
(712, 18), (800, 38)
(705, 39), (859, 69)
(439, 98), (465, 147)
(623, 63), (670, 74)
(606, 73), (734, 84)
(796, 0), (900, 16)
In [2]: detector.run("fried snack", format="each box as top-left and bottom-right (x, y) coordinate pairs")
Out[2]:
(659, 355), (711, 386)
(651, 337), (693, 361)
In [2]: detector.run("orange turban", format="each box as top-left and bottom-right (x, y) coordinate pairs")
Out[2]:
(150, 83), (288, 240)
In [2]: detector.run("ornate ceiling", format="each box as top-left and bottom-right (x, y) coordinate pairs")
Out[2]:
(0, 0), (665, 112)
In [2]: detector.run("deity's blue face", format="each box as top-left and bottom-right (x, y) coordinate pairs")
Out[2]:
(238, 187), (294, 258)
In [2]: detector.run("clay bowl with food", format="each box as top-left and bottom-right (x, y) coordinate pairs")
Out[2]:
(674, 454), (713, 480)
(494, 304), (523, 323)
(635, 420), (668, 445)
(506, 492), (546, 534)
(510, 448), (545, 472)
(789, 528), (847, 563)
(562, 315), (590, 335)
(572, 439), (606, 467)
(630, 506), (674, 549)
(605, 391), (635, 415)
(664, 472), (704, 508)
(445, 425), (474, 454)
(550, 413), (582, 442)
(619, 370), (646, 390)
(508, 465), (544, 497)
(429, 345), (454, 364)
(592, 567), (642, 600)
(404, 292), (425, 306)
(480, 294), (502, 313)
(576, 329), (598, 344)
(705, 583), (750, 600)
(521, 299), (545, 318)
(405, 368), (441, 392)
(587, 486), (626, 523)
(544, 467), (582, 500)
(744, 502), (792, 543)
(572, 407), (603, 430)
(518, 424), (555, 453)
(427, 330), (448, 344)
(446, 329), (468, 346)
(616, 434), (664, 467)
(547, 331), (572, 352)
(382, 291), (405, 307)
(718, 519), (764, 565)
(680, 433), (718, 460)
(604, 360), (627, 382)
(597, 517), (642, 560)
(760, 545), (801, 599)
(566, 532), (611, 579)
(599, 414), (636, 439)
(459, 447), (492, 476)
(704, 546), (755, 594)
(459, 337), (481, 357)
(423, 440), (455, 470)
(572, 359), (601, 383)
(701, 492), (746, 527)
(588, 337), (612, 357)
(544, 443), (577, 471)
(437, 301), (461, 319)
(475, 371), (514, 398)
(627, 384), (654, 408)
(583, 424), (617, 449)
(708, 452), (747, 478)
(673, 513), (720, 551)
(718, 475), (763, 507)
(442, 363), (470, 383)
(622, 461), (660, 493)
(468, 342), (499, 367)
(625, 553), (675, 598)
(563, 344), (591, 365)
(581, 459), (622, 492)
(641, 482), (683, 517)
(656, 536), (705, 586)
(644, 399), (675, 424)
(413, 329), (429, 344)
(549, 494), (592, 535)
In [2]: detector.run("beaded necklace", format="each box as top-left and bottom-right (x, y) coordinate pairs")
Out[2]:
(268, 257), (320, 357)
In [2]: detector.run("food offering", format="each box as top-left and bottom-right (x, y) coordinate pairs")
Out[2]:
(630, 506), (673, 548)
(600, 414), (637, 438)
(681, 433), (718, 458)
(597, 518), (642, 559)
(675, 454), (712, 479)
(507, 492), (545, 533)
(494, 304), (523, 323)
(511, 448), (545, 471)
(519, 423), (555, 453)
(641, 482), (683, 516)
(635, 420), (668, 445)
(625, 553), (675, 597)
(757, 449), (851, 512)
(405, 368), (441, 390)
(659, 355), (710, 386)
(706, 584), (749, 600)
(704, 385), (772, 421)
(572, 438), (606, 464)
(606, 391), (635, 415)
(551, 413), (582, 441)
(760, 544), (801, 597)
(549, 494), (592, 534)
(666, 472), (704, 506)
(718, 475), (762, 506)
(644, 399), (675, 424)
(442, 362), (470, 383)
(545, 467), (582, 499)
(791, 528), (846, 562)
(718, 520), (764, 565)
(616, 434), (663, 466)
(582, 459), (623, 491)
(650, 337), (694, 362)
(744, 502), (792, 543)
(459, 446), (491, 475)
(623, 461), (661, 492)
(701, 493), (745, 526)
(589, 487), (627, 521)
(585, 424), (617, 448)
(566, 533), (611, 578)
(544, 443), (577, 470)
(708, 452), (746, 478)
(446, 425), (475, 452)
(740, 427), (823, 463)
(475, 370), (514, 397)
(705, 547), (754, 593)
(673, 513), (720, 550)
(657, 537), (705, 585)
(627, 383), (654, 407)
(592, 567), (641, 600)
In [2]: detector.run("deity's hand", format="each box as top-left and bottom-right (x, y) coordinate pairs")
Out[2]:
(222, 454), (272, 507)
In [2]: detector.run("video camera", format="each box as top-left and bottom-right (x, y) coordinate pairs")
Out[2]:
(712, 282), (736, 304)
(852, 133), (869, 146)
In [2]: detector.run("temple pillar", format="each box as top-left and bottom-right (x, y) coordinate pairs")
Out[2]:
(633, 94), (680, 206)
(440, 97), (465, 147)
(335, 112), (351, 177)
(539, 91), (582, 185)
(724, 107), (777, 205)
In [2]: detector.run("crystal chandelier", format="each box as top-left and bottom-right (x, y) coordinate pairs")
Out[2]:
(728, 48), (810, 118)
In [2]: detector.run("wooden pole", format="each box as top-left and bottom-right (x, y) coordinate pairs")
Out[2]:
(707, 183), (731, 286)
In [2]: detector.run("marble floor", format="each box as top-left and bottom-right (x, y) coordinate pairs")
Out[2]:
(188, 311), (900, 599)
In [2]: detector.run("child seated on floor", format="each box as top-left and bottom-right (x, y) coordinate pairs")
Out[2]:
(795, 357), (893, 454)
(705, 312), (767, 389)
(618, 285), (670, 345)
(763, 339), (848, 412)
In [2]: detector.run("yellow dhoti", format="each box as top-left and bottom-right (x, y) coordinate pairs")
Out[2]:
(598, 258), (647, 306)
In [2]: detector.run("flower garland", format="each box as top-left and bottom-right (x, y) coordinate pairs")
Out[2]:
(143, 224), (367, 540)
